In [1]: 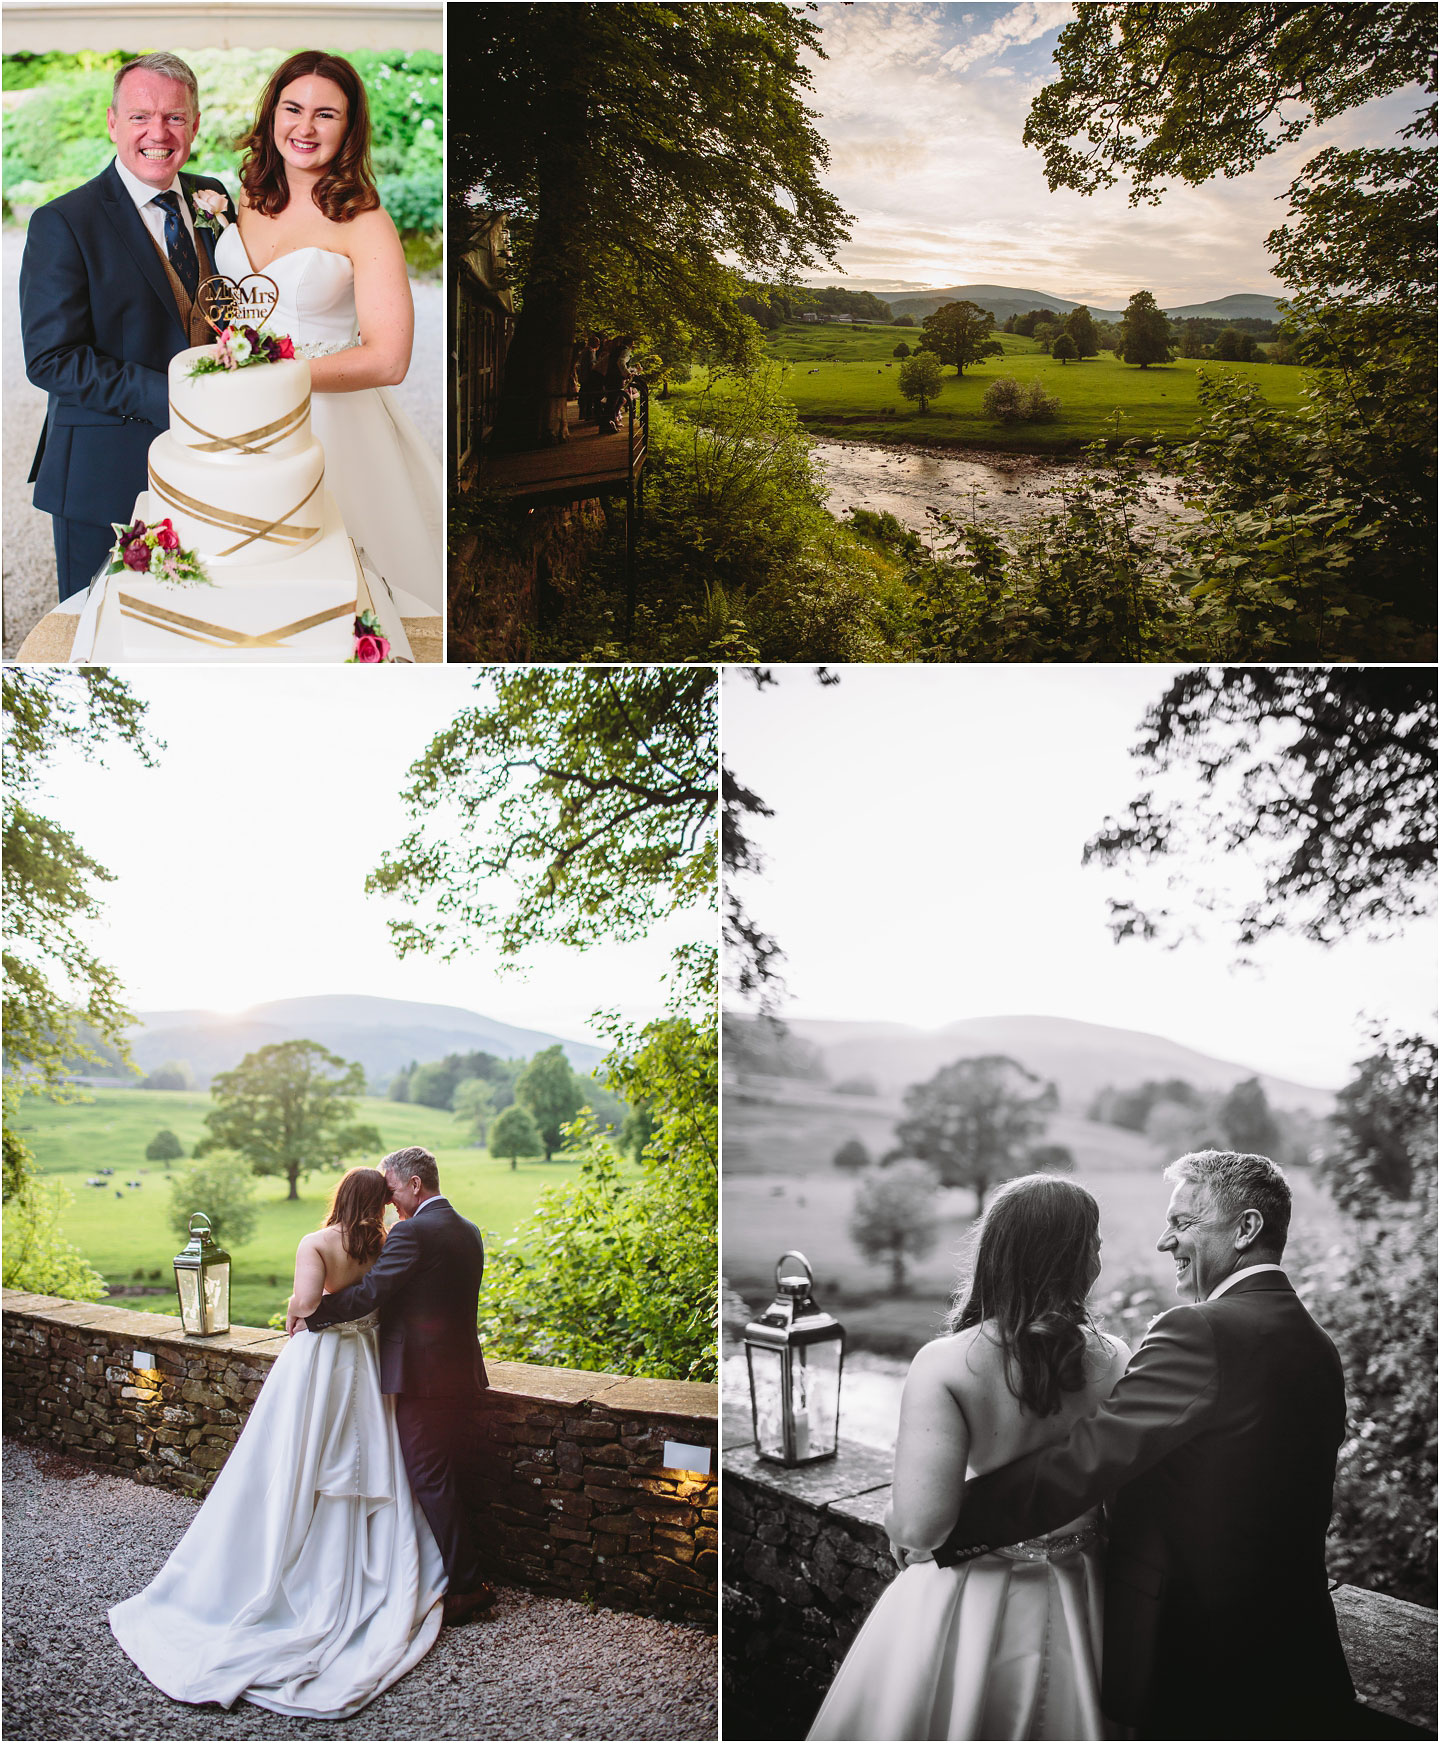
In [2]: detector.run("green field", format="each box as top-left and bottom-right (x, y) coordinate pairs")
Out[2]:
(691, 321), (1309, 452)
(14, 1089), (609, 1327)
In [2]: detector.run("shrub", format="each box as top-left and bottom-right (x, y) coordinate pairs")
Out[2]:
(892, 341), (911, 358)
(2, 1179), (107, 1301)
(167, 1151), (258, 1249)
(145, 1128), (185, 1164)
(983, 377), (1060, 425)
(833, 1138), (871, 1173)
(898, 351), (944, 412)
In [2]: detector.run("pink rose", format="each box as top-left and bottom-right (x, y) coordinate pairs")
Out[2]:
(122, 539), (152, 572)
(154, 520), (180, 551)
(354, 634), (389, 663)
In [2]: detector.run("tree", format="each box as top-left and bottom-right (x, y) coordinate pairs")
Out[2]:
(1084, 670), (1436, 952)
(141, 1060), (194, 1091)
(892, 1055), (1058, 1212)
(833, 1137), (871, 1174)
(1319, 1030), (1436, 1214)
(1213, 326), (1260, 362)
(145, 1129), (185, 1165)
(1063, 304), (1100, 358)
(898, 351), (944, 412)
(1052, 332), (1078, 365)
(489, 1102), (543, 1170)
(196, 1041), (382, 1201)
(919, 300), (1005, 375)
(892, 341), (911, 358)
(167, 1151), (259, 1249)
(1027, 1143), (1076, 1174)
(1180, 320), (1210, 359)
(1012, 307), (1060, 338)
(408, 1059), (459, 1110)
(452, 1075), (497, 1145)
(849, 1160), (938, 1293)
(1022, 4), (1434, 205)
(1217, 1077), (1282, 1156)
(451, 4), (849, 446)
(1118, 290), (1174, 367)
(3, 1180), (106, 1302)
(516, 1044), (583, 1159)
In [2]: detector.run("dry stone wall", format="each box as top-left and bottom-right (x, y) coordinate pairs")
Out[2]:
(2, 1290), (716, 1628)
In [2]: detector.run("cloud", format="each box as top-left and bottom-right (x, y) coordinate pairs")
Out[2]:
(938, 2), (1074, 74)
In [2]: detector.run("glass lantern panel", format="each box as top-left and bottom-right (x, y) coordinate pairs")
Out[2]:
(747, 1344), (786, 1460)
(790, 1338), (842, 1459)
(176, 1267), (201, 1332)
(202, 1262), (230, 1334)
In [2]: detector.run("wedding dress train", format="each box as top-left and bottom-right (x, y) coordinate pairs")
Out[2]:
(108, 1316), (445, 1719)
(808, 1513), (1106, 1742)
(212, 225), (443, 612)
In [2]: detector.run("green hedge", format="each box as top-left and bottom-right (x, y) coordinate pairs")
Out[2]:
(2, 48), (441, 233)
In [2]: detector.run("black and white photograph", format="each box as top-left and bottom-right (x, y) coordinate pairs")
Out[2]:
(721, 665), (1436, 1741)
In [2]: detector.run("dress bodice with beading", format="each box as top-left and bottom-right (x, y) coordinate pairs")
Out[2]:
(213, 229), (358, 353)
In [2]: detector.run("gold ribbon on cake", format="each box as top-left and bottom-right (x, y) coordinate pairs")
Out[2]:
(168, 392), (311, 455)
(147, 464), (321, 558)
(116, 591), (355, 649)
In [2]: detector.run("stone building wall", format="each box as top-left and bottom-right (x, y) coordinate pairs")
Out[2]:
(1, 1290), (716, 1628)
(722, 1406), (1437, 1738)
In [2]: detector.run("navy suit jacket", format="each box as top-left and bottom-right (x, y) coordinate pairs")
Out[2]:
(19, 159), (231, 530)
(936, 1273), (1353, 1736)
(304, 1199), (490, 1400)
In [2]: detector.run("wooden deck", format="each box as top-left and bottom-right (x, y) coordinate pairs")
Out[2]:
(477, 405), (642, 506)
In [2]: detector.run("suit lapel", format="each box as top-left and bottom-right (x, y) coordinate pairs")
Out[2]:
(98, 159), (186, 344)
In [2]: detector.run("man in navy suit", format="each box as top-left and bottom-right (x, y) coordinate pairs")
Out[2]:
(19, 52), (235, 598)
(934, 1150), (1357, 1740)
(292, 1147), (495, 1627)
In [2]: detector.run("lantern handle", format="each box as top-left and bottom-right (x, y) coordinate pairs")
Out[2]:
(775, 1249), (814, 1289)
(188, 1212), (213, 1237)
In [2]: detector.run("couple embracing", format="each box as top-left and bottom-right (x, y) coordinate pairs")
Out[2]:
(811, 1150), (1365, 1743)
(19, 47), (441, 603)
(109, 1148), (491, 1719)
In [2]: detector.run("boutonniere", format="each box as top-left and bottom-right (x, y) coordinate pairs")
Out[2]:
(191, 188), (229, 235)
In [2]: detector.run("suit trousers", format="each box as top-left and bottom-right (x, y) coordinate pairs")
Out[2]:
(55, 516), (114, 601)
(394, 1393), (486, 1594)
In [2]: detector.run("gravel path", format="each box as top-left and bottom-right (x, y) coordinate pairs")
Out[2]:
(2, 225), (444, 657)
(2, 1439), (717, 1742)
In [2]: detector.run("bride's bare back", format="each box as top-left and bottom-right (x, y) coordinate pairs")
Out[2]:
(287, 1224), (378, 1320)
(888, 1321), (1129, 1553)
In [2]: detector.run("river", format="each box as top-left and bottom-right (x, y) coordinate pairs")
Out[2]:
(810, 437), (1193, 542)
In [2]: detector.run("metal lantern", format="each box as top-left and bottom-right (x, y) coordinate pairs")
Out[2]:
(172, 1213), (231, 1335)
(744, 1250), (845, 1466)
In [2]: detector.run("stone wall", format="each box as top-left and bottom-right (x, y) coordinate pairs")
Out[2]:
(1, 1290), (716, 1628)
(722, 1407), (1437, 1739)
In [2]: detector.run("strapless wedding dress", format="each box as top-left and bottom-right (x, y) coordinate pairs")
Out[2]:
(108, 1313), (445, 1719)
(212, 226), (443, 612)
(808, 1512), (1106, 1741)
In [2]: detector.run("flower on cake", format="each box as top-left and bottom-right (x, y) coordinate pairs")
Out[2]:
(191, 188), (230, 234)
(108, 517), (212, 588)
(190, 325), (298, 377)
(348, 608), (393, 663)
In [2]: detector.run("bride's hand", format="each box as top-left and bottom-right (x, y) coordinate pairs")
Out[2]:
(888, 1539), (935, 1571)
(305, 206), (414, 393)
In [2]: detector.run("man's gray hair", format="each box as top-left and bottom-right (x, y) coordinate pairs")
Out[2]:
(383, 1146), (439, 1193)
(112, 53), (200, 114)
(1164, 1149), (1291, 1254)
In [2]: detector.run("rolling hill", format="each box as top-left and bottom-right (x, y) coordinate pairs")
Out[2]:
(879, 283), (1283, 325)
(120, 993), (605, 1087)
(774, 1012), (1335, 1117)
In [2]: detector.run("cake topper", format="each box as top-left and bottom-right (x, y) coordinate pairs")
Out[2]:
(197, 273), (280, 334)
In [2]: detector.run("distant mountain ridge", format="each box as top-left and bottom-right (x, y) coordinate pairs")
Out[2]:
(126, 993), (605, 1087)
(879, 283), (1283, 325)
(780, 1012), (1334, 1116)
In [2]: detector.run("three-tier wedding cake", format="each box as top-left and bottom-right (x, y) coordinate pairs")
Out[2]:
(97, 335), (363, 661)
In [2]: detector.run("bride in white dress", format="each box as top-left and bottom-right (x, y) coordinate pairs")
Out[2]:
(108, 1167), (445, 1719)
(809, 1175), (1129, 1742)
(210, 50), (442, 612)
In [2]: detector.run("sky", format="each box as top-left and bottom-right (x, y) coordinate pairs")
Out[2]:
(722, 667), (1437, 1091)
(26, 669), (703, 1046)
(796, 1), (1426, 306)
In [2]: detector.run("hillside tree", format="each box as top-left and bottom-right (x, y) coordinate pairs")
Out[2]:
(145, 1129), (185, 1165)
(196, 1041), (382, 1201)
(892, 1054), (1058, 1212)
(452, 1075), (497, 1144)
(452, 3), (850, 447)
(898, 351), (944, 412)
(1084, 669), (1436, 953)
(833, 1137), (871, 1174)
(1217, 1077), (1283, 1156)
(167, 1151), (259, 1249)
(1052, 332), (1078, 364)
(1063, 304), (1100, 358)
(517, 1044), (584, 1159)
(919, 300), (1005, 375)
(490, 1102), (543, 1170)
(849, 1160), (939, 1293)
(1118, 290), (1174, 367)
